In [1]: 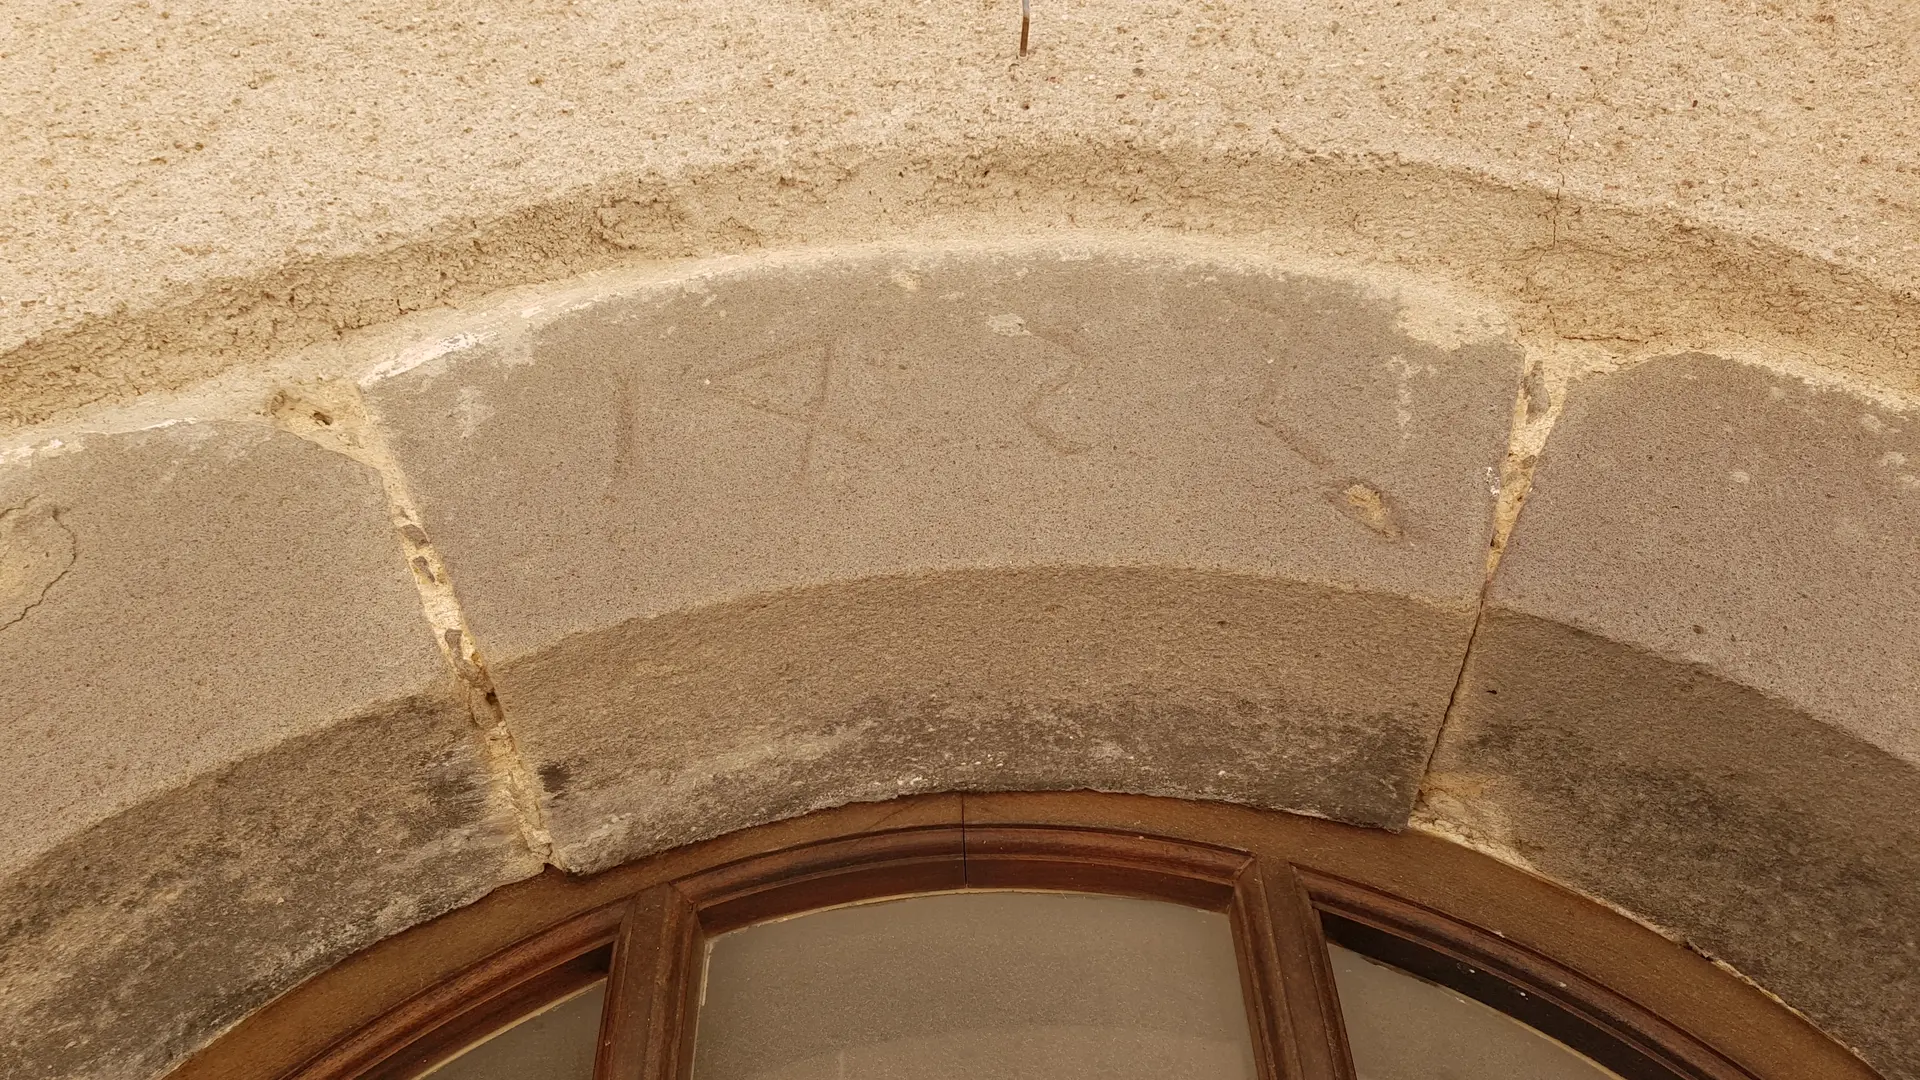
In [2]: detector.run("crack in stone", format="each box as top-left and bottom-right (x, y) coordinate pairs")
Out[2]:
(1415, 350), (1568, 805)
(0, 499), (78, 634)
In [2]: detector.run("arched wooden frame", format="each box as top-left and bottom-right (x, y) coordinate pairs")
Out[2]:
(171, 793), (1881, 1080)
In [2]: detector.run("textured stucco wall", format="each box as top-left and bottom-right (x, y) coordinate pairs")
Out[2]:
(3, 0), (1918, 428)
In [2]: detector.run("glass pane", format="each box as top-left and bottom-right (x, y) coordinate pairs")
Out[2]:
(692, 891), (1257, 1080)
(423, 981), (605, 1080)
(1329, 945), (1622, 1080)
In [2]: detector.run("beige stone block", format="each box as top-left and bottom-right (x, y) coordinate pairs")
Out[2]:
(1426, 355), (1920, 1080)
(0, 421), (446, 872)
(366, 249), (1521, 869)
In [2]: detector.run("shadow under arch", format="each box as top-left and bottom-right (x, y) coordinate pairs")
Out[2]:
(2, 571), (1917, 1080)
(501, 565), (1470, 874)
(1429, 607), (1920, 1080)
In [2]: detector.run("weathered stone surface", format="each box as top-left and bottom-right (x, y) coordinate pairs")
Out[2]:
(1490, 353), (1920, 759)
(1426, 354), (1920, 1080)
(1425, 612), (1920, 1080)
(510, 567), (1468, 871)
(0, 694), (541, 1080)
(0, 421), (449, 875)
(0, 419), (542, 1078)
(366, 249), (1520, 868)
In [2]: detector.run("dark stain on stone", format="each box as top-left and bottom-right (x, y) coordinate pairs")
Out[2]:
(1428, 608), (1920, 1080)
(496, 566), (1470, 875)
(539, 760), (575, 795)
(589, 690), (1432, 864)
(0, 694), (533, 1080)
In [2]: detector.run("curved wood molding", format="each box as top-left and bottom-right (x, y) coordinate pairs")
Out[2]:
(295, 905), (623, 1080)
(168, 793), (1880, 1080)
(1308, 871), (1745, 1080)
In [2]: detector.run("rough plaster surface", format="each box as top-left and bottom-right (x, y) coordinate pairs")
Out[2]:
(4, 0), (1920, 426)
(0, 421), (452, 875)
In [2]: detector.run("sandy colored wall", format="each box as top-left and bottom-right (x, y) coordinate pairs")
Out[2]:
(4, 0), (1919, 428)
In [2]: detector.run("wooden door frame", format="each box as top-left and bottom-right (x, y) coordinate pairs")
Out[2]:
(168, 792), (1880, 1080)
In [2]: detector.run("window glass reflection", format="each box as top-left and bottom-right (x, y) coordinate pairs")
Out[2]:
(692, 891), (1257, 1080)
(422, 981), (605, 1080)
(1329, 945), (1621, 1080)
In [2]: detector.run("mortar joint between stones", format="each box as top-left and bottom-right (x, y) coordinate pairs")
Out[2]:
(1416, 349), (1571, 810)
(265, 381), (558, 866)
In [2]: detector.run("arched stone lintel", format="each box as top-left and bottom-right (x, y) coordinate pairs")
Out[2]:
(3, 244), (1917, 1080)
(5, 592), (1913, 1080)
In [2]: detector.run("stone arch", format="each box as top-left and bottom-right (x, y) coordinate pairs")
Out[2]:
(3, 239), (1916, 1080)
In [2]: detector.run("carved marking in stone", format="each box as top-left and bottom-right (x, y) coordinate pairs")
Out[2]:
(1018, 324), (1097, 457)
(1227, 294), (1340, 471)
(0, 497), (77, 632)
(606, 370), (637, 502)
(1255, 381), (1334, 471)
(702, 340), (865, 484)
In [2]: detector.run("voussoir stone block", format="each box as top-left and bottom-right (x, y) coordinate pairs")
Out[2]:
(1427, 353), (1920, 1080)
(0, 421), (439, 867)
(0, 421), (542, 1080)
(365, 247), (1522, 870)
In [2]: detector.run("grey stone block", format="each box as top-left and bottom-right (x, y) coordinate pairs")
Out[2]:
(0, 420), (543, 1078)
(1490, 353), (1920, 757)
(0, 695), (541, 1080)
(1428, 611), (1920, 1080)
(0, 421), (451, 874)
(365, 249), (1522, 869)
(1428, 354), (1920, 1079)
